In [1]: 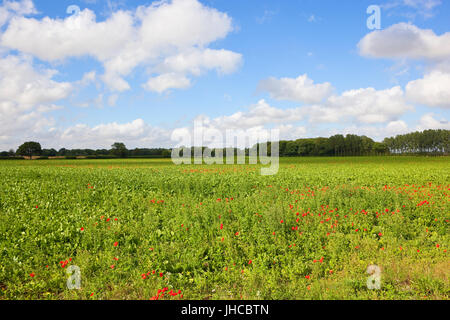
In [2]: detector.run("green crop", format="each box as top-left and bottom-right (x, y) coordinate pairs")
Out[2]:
(0, 156), (448, 300)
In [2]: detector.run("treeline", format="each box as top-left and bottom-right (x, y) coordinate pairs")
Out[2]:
(1, 129), (448, 159)
(383, 129), (449, 154)
(270, 130), (448, 157)
(273, 135), (389, 157)
(0, 142), (171, 159)
(14, 148), (171, 158)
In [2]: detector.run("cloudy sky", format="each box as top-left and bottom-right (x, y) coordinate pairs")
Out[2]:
(0, 0), (449, 150)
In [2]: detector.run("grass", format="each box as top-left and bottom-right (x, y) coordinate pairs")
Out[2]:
(0, 156), (448, 300)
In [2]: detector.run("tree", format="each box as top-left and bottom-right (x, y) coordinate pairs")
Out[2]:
(373, 142), (388, 155)
(42, 148), (57, 157)
(111, 142), (128, 158)
(329, 135), (345, 156)
(17, 142), (42, 159)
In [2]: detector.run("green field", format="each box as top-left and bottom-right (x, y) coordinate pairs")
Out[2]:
(0, 157), (449, 300)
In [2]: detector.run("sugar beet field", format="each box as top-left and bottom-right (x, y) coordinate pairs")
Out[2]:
(0, 156), (448, 300)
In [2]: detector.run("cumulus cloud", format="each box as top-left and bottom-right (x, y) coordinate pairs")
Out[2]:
(358, 23), (450, 61)
(258, 73), (413, 125)
(0, 55), (72, 148)
(322, 86), (413, 124)
(0, 0), (36, 27)
(359, 23), (450, 111)
(213, 99), (304, 130)
(406, 70), (450, 109)
(170, 100), (307, 148)
(143, 73), (191, 93)
(332, 120), (410, 140)
(51, 119), (173, 149)
(154, 48), (242, 76)
(50, 111), (448, 151)
(0, 0), (242, 93)
(43, 101), (308, 150)
(416, 113), (450, 130)
(325, 113), (449, 142)
(258, 74), (334, 104)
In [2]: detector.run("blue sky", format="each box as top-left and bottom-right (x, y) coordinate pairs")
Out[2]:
(0, 0), (449, 150)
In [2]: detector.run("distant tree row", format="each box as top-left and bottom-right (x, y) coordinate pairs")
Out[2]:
(1, 142), (171, 159)
(265, 130), (448, 157)
(382, 129), (449, 155)
(1, 129), (448, 159)
(270, 134), (389, 157)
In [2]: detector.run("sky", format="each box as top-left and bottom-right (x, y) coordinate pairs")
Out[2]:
(0, 0), (449, 150)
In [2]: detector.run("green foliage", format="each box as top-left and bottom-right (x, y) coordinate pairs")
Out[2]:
(0, 157), (448, 300)
(384, 129), (450, 154)
(16, 141), (42, 159)
(110, 142), (128, 158)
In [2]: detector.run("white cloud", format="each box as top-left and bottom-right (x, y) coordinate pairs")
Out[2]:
(1, 0), (241, 92)
(155, 48), (242, 77)
(143, 73), (191, 93)
(0, 55), (72, 148)
(322, 86), (413, 124)
(325, 114), (448, 142)
(0, 0), (36, 27)
(358, 23), (450, 61)
(170, 100), (307, 148)
(258, 73), (412, 125)
(416, 113), (450, 130)
(258, 74), (334, 104)
(385, 120), (410, 134)
(358, 22), (450, 111)
(55, 119), (173, 149)
(277, 125), (307, 140)
(213, 99), (304, 130)
(348, 120), (409, 138)
(406, 70), (450, 109)
(51, 103), (306, 149)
